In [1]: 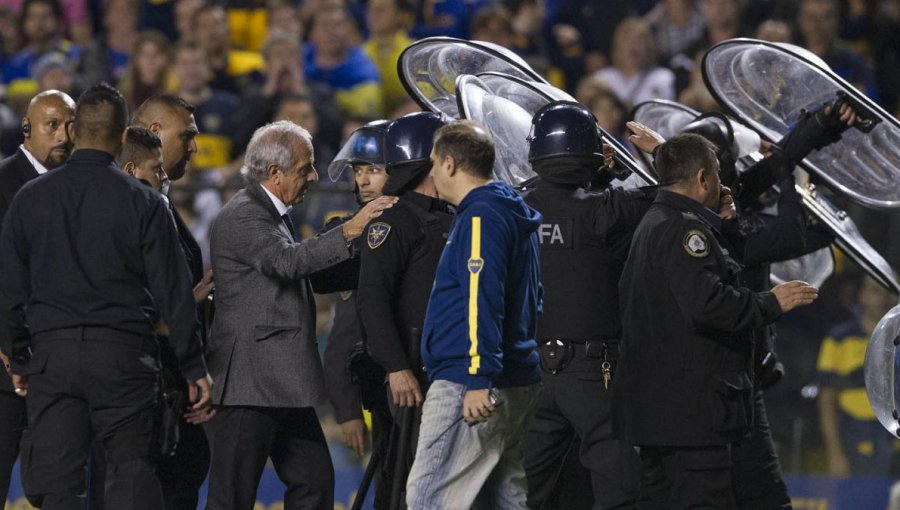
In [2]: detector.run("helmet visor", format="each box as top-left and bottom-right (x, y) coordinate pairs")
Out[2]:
(328, 128), (388, 182)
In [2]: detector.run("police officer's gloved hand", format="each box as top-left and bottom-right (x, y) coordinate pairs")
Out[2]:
(776, 97), (852, 168)
(757, 355), (786, 391)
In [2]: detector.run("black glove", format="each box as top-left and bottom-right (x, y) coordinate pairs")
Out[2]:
(776, 94), (857, 167)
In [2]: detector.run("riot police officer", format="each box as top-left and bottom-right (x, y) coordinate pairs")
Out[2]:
(628, 99), (857, 509)
(314, 120), (395, 508)
(688, 102), (857, 509)
(614, 133), (819, 509)
(356, 111), (453, 508)
(519, 101), (654, 510)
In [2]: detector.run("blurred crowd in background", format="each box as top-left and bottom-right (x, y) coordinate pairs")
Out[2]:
(1, 0), (899, 481)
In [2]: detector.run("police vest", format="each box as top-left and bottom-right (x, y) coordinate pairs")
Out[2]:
(524, 182), (641, 341)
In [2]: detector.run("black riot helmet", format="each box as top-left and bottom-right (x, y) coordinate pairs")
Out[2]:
(382, 111), (446, 195)
(527, 101), (603, 164)
(680, 112), (738, 188)
(327, 119), (391, 182)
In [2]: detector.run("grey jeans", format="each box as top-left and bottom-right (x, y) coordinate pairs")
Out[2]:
(406, 380), (541, 510)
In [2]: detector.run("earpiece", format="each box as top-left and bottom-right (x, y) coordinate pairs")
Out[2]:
(22, 119), (31, 135)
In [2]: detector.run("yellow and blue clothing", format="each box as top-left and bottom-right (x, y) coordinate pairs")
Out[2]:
(191, 90), (240, 171)
(2, 40), (80, 97)
(409, 0), (472, 39)
(362, 32), (414, 115)
(817, 319), (874, 421)
(421, 182), (543, 390)
(227, 6), (267, 52)
(303, 44), (383, 119)
(817, 317), (896, 475)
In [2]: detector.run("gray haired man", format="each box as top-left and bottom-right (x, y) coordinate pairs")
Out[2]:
(204, 120), (396, 510)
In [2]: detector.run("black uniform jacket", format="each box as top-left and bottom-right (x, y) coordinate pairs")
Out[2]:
(357, 191), (452, 374)
(0, 148), (38, 392)
(613, 190), (782, 447)
(523, 179), (654, 341)
(0, 149), (37, 223)
(726, 177), (833, 374)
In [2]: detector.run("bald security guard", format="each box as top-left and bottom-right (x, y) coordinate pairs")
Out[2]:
(0, 89), (75, 504)
(131, 94), (210, 510)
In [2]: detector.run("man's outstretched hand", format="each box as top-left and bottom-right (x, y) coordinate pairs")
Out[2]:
(772, 280), (819, 313)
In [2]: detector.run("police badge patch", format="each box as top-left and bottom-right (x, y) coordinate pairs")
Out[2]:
(683, 229), (709, 257)
(367, 222), (391, 249)
(468, 258), (484, 274)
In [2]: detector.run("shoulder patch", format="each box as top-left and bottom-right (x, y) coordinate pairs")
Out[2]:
(683, 229), (709, 257)
(468, 257), (484, 274)
(367, 222), (391, 249)
(339, 290), (353, 301)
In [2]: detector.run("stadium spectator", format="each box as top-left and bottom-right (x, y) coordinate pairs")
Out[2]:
(304, 6), (383, 119)
(594, 17), (675, 110)
(118, 30), (175, 111)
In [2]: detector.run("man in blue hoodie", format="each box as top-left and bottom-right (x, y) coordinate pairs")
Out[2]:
(406, 121), (543, 509)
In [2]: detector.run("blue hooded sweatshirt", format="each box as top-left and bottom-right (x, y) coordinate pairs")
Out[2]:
(421, 181), (543, 390)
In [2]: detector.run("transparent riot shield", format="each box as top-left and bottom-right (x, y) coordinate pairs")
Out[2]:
(865, 305), (900, 437)
(703, 38), (900, 209)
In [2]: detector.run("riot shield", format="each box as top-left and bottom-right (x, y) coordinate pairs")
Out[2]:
(702, 38), (900, 209)
(398, 37), (544, 118)
(455, 74), (536, 185)
(455, 72), (656, 187)
(632, 99), (762, 174)
(768, 248), (834, 289)
(800, 184), (900, 294)
(631, 99), (900, 292)
(865, 304), (900, 437)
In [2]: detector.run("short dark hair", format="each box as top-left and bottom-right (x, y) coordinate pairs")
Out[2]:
(74, 83), (128, 145)
(132, 94), (195, 126)
(654, 133), (719, 187)
(119, 127), (162, 167)
(433, 121), (495, 180)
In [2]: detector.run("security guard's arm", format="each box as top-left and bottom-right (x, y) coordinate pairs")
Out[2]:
(323, 297), (364, 424)
(323, 296), (367, 454)
(456, 205), (510, 391)
(141, 197), (208, 383)
(664, 219), (783, 333)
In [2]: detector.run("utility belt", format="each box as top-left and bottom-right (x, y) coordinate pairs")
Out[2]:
(538, 338), (620, 387)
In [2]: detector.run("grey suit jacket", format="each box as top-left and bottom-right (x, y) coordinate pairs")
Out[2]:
(208, 181), (350, 407)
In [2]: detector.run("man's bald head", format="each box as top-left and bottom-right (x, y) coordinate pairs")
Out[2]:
(132, 94), (194, 128)
(26, 89), (75, 117)
(132, 94), (198, 181)
(23, 89), (76, 169)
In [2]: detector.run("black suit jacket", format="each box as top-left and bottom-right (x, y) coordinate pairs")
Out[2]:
(0, 149), (38, 225)
(0, 148), (37, 392)
(170, 204), (203, 286)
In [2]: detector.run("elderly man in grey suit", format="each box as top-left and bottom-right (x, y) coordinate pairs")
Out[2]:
(204, 120), (397, 510)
